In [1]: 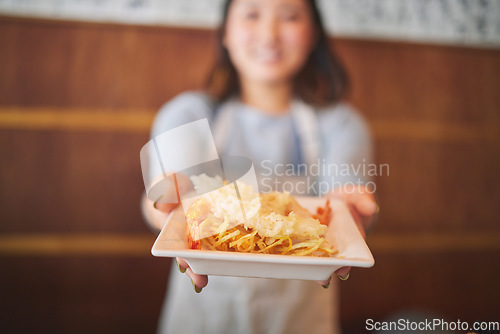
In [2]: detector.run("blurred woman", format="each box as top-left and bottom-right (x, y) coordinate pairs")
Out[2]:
(142, 0), (378, 333)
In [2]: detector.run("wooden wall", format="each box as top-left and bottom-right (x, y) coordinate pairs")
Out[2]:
(1, 16), (499, 333)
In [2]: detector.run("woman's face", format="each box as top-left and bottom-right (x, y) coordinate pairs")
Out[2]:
(224, 0), (316, 86)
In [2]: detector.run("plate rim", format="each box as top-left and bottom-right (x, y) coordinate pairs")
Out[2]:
(151, 196), (375, 269)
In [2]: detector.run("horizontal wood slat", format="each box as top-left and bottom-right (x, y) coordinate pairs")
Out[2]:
(0, 234), (155, 256)
(1, 108), (498, 142)
(1, 233), (499, 256)
(0, 108), (155, 133)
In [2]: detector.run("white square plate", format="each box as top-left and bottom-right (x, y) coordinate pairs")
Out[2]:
(152, 196), (374, 280)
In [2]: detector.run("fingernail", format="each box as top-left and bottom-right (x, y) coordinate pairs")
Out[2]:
(191, 279), (202, 293)
(153, 195), (164, 210)
(376, 204), (380, 214)
(176, 260), (186, 273)
(365, 198), (378, 213)
(339, 272), (350, 281)
(322, 281), (331, 289)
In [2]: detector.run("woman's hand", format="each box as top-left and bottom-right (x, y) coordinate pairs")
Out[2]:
(149, 182), (377, 291)
(154, 201), (179, 213)
(328, 184), (378, 238)
(147, 195), (208, 293)
(318, 267), (351, 288)
(142, 173), (194, 232)
(146, 174), (207, 292)
(319, 184), (378, 288)
(176, 258), (208, 293)
(145, 193), (206, 293)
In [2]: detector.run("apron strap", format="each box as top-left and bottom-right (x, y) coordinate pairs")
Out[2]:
(211, 99), (235, 156)
(291, 100), (321, 168)
(212, 98), (321, 168)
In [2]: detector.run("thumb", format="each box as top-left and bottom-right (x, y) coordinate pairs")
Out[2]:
(354, 194), (377, 217)
(154, 202), (179, 213)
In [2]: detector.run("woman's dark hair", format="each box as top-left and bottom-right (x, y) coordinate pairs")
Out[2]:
(205, 0), (350, 107)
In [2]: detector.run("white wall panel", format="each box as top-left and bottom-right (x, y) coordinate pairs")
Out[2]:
(0, 0), (498, 47)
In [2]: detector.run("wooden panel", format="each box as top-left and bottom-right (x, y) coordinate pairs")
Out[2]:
(2, 16), (499, 118)
(0, 234), (156, 256)
(0, 256), (171, 334)
(0, 16), (216, 108)
(335, 39), (500, 124)
(0, 128), (149, 233)
(374, 138), (499, 233)
(340, 250), (500, 333)
(1, 16), (499, 334)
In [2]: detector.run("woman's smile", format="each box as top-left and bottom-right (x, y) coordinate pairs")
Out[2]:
(253, 47), (282, 64)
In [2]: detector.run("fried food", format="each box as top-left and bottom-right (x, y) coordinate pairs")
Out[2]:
(185, 175), (336, 257)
